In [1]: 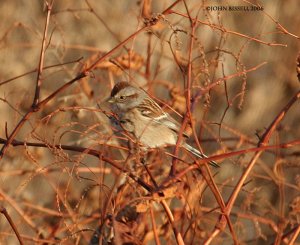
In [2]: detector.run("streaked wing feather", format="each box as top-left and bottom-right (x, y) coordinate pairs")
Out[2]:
(137, 97), (166, 118)
(138, 97), (189, 137)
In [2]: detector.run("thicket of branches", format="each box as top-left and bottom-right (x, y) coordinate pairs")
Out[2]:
(0, 1), (300, 244)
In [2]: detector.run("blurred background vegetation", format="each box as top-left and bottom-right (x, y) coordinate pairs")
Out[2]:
(0, 0), (299, 244)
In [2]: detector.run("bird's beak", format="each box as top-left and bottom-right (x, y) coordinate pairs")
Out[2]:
(107, 97), (115, 103)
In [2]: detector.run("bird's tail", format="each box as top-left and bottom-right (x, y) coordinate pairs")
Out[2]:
(183, 143), (220, 168)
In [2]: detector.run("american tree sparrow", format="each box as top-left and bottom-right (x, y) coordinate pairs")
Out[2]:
(108, 82), (219, 168)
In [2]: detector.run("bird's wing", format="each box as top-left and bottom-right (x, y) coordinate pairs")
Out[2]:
(137, 97), (189, 138)
(137, 97), (166, 118)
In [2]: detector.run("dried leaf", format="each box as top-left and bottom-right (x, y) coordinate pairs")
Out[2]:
(136, 202), (150, 213)
(152, 185), (177, 201)
(115, 51), (144, 71)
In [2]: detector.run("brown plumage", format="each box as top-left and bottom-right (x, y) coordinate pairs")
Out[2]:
(108, 82), (219, 168)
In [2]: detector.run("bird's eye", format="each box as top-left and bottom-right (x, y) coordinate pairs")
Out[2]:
(119, 96), (126, 101)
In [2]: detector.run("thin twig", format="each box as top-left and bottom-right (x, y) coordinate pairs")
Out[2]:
(150, 205), (161, 245)
(171, 11), (288, 47)
(207, 90), (300, 243)
(160, 200), (185, 245)
(1, 137), (299, 169)
(0, 21), (149, 161)
(286, 225), (300, 245)
(32, 0), (54, 107)
(0, 57), (83, 87)
(0, 207), (24, 245)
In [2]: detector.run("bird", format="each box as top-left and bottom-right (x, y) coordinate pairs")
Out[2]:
(107, 81), (219, 168)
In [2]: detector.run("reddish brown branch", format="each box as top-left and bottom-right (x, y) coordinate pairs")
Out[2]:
(1, 137), (299, 189)
(0, 0), (180, 162)
(171, 11), (288, 47)
(201, 62), (267, 94)
(0, 57), (83, 87)
(33, 0), (54, 107)
(0, 207), (24, 245)
(0, 111), (33, 160)
(206, 90), (300, 243)
(150, 205), (161, 245)
(171, 3), (197, 176)
(160, 200), (185, 245)
(286, 225), (300, 245)
(0, 137), (154, 192)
